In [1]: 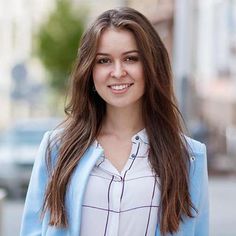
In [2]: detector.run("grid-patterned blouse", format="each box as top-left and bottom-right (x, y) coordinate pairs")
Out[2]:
(80, 129), (160, 236)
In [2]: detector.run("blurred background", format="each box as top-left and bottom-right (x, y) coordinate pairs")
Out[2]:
(0, 0), (235, 235)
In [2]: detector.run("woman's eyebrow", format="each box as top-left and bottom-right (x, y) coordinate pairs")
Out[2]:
(123, 50), (139, 55)
(96, 50), (139, 56)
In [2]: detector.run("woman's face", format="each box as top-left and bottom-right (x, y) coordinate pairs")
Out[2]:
(92, 28), (145, 109)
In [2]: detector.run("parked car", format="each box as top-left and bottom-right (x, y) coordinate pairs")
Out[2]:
(0, 117), (62, 198)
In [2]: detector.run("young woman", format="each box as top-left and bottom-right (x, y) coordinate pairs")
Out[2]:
(20, 7), (209, 236)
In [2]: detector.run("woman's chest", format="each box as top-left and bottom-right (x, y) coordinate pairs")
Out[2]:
(80, 155), (161, 236)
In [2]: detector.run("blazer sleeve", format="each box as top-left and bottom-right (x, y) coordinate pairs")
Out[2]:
(20, 131), (51, 236)
(195, 144), (209, 236)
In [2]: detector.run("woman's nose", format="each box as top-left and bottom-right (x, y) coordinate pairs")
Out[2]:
(110, 62), (127, 79)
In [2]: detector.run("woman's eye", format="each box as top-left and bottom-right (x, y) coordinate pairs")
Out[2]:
(125, 56), (139, 62)
(97, 58), (111, 64)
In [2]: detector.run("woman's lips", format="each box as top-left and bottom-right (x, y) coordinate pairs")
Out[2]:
(108, 83), (134, 94)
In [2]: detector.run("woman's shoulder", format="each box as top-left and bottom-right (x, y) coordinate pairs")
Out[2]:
(183, 136), (208, 178)
(184, 135), (206, 156)
(45, 128), (64, 140)
(40, 128), (64, 148)
(36, 129), (64, 163)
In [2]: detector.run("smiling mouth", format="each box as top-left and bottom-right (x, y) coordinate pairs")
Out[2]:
(108, 83), (134, 91)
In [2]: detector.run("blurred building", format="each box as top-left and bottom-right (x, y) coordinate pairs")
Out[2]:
(0, 0), (56, 130)
(194, 0), (236, 159)
(128, 0), (174, 58)
(171, 0), (236, 170)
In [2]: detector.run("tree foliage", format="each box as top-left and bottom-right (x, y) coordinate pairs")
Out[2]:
(36, 0), (85, 94)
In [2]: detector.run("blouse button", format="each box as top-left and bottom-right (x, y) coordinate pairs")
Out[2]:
(131, 154), (136, 158)
(191, 156), (195, 161)
(135, 136), (139, 140)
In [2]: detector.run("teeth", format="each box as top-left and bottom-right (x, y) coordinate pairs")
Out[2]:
(110, 84), (130, 90)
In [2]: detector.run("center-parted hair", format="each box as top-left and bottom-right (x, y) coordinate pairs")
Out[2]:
(43, 7), (196, 235)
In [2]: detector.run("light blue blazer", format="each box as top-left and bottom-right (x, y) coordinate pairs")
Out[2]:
(20, 130), (209, 236)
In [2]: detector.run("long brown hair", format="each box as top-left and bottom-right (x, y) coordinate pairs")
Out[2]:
(43, 7), (196, 235)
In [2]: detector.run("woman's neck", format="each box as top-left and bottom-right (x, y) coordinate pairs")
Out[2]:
(101, 103), (144, 139)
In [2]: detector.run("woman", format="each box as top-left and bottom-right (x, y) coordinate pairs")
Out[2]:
(20, 7), (209, 236)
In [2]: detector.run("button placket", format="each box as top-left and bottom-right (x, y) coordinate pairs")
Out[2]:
(131, 154), (136, 158)
(130, 136), (140, 159)
(107, 175), (122, 236)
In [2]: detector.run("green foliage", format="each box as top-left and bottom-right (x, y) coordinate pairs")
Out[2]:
(36, 0), (86, 94)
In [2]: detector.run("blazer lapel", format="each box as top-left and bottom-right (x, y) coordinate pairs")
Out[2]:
(65, 144), (103, 235)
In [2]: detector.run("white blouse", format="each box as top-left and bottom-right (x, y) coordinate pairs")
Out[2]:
(80, 129), (160, 236)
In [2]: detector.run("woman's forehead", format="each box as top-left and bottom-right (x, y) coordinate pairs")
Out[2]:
(96, 28), (138, 53)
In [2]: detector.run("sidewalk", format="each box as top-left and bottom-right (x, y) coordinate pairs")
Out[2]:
(2, 199), (24, 236)
(209, 176), (236, 236)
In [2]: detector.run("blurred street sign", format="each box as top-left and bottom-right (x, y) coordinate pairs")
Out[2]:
(10, 63), (28, 100)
